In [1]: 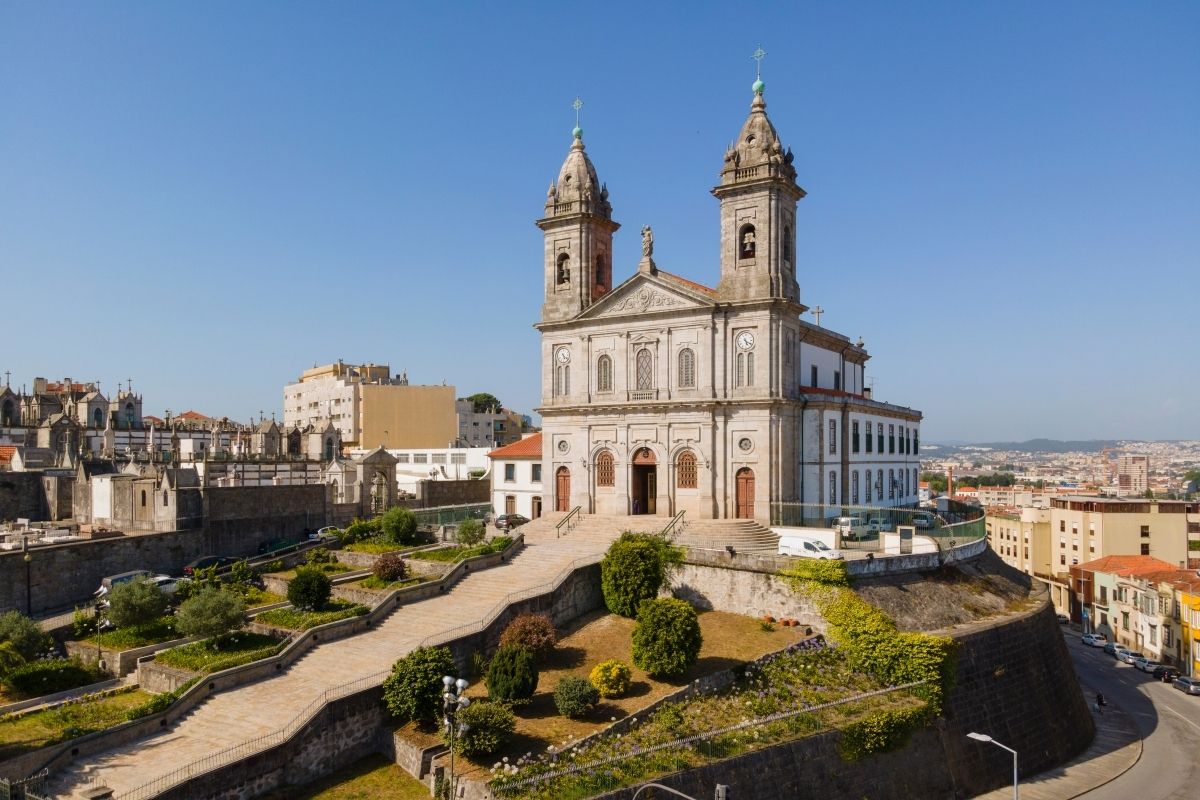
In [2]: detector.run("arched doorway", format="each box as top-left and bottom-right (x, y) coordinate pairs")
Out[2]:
(735, 467), (755, 519)
(555, 466), (571, 512)
(631, 447), (657, 515)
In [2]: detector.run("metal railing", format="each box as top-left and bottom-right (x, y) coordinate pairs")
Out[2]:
(769, 502), (986, 553)
(117, 543), (603, 799)
(556, 506), (582, 538)
(412, 502), (491, 527)
(660, 510), (686, 541)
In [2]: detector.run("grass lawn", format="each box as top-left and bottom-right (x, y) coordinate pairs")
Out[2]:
(408, 537), (511, 563)
(0, 689), (154, 760)
(256, 600), (369, 631)
(83, 617), (179, 650)
(342, 540), (416, 555)
(422, 609), (804, 779)
(269, 561), (356, 580)
(244, 587), (286, 609)
(261, 753), (429, 799)
(155, 632), (284, 673)
(347, 575), (429, 592)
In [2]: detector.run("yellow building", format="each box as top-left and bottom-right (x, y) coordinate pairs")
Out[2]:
(1182, 586), (1200, 677)
(986, 507), (1052, 577)
(1049, 496), (1200, 573)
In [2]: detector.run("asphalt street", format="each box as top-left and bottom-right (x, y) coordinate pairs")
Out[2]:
(1065, 632), (1200, 800)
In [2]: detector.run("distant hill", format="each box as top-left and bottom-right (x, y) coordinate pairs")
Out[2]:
(929, 439), (1122, 454)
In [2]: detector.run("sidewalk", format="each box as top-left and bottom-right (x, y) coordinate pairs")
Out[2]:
(972, 681), (1141, 799)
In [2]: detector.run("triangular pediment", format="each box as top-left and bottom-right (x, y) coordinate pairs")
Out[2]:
(577, 272), (715, 321)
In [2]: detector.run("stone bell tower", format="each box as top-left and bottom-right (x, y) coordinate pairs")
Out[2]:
(713, 71), (805, 303)
(537, 108), (620, 323)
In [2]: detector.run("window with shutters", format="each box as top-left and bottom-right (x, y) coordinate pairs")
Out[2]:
(595, 451), (615, 487)
(676, 451), (697, 489)
(597, 355), (613, 392)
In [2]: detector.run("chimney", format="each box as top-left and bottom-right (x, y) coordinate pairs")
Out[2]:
(947, 467), (954, 498)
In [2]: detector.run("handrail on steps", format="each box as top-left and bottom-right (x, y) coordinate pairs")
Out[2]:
(660, 510), (686, 541)
(555, 506), (582, 538)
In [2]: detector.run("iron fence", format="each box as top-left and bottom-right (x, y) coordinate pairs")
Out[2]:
(412, 502), (491, 527)
(0, 771), (47, 800)
(768, 501), (985, 553)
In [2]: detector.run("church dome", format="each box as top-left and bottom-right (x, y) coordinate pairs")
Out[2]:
(545, 130), (611, 220)
(719, 85), (797, 187)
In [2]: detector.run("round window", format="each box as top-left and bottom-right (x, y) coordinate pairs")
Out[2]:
(557, 439), (570, 454)
(738, 437), (753, 453)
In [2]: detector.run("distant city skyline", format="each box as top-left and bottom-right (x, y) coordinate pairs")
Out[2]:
(2, 2), (1197, 442)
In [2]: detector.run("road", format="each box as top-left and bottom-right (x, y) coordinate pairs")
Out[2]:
(1065, 633), (1200, 800)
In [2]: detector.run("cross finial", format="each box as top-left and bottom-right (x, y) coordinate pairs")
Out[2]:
(752, 46), (767, 79)
(572, 97), (583, 126)
(811, 305), (824, 326)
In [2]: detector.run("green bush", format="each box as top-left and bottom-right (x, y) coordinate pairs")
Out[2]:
(255, 601), (367, 631)
(486, 645), (538, 704)
(373, 552), (407, 582)
(0, 610), (50, 661)
(456, 519), (486, 546)
(0, 641), (26, 678)
(380, 507), (419, 546)
(125, 678), (199, 720)
(156, 633), (283, 673)
(498, 614), (557, 661)
(72, 606), (96, 638)
(779, 558), (851, 587)
(600, 532), (683, 618)
(839, 705), (933, 760)
(3, 658), (103, 696)
(588, 659), (632, 698)
(254, 559), (285, 575)
(228, 559), (256, 589)
(553, 676), (599, 718)
(288, 567), (332, 611)
(306, 547), (333, 565)
(450, 700), (514, 756)
(341, 517), (380, 545)
(631, 598), (702, 678)
(106, 578), (169, 629)
(408, 537), (512, 562)
(174, 588), (246, 641)
(382, 646), (457, 724)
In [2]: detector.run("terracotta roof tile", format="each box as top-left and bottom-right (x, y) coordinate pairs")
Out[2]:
(656, 270), (718, 298)
(488, 432), (542, 460)
(0, 445), (16, 464)
(1076, 555), (1176, 575)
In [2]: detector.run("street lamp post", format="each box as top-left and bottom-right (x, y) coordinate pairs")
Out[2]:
(21, 535), (32, 615)
(441, 674), (471, 799)
(967, 732), (1018, 800)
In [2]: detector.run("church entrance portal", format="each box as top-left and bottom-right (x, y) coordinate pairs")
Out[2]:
(735, 467), (755, 519)
(631, 448), (657, 515)
(555, 467), (570, 512)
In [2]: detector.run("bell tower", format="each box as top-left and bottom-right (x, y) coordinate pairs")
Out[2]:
(713, 61), (805, 303)
(538, 103), (620, 323)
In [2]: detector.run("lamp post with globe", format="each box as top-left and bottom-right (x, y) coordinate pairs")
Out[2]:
(442, 675), (471, 798)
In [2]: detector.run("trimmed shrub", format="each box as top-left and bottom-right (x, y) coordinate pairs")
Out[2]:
(588, 659), (632, 698)
(600, 532), (683, 618)
(553, 676), (599, 718)
(106, 578), (169, 629)
(631, 598), (702, 678)
(456, 518), (486, 546)
(373, 552), (407, 583)
(0, 610), (50, 661)
(288, 567), (332, 611)
(498, 614), (557, 661)
(449, 700), (515, 756)
(175, 588), (246, 641)
(486, 645), (538, 704)
(3, 658), (102, 695)
(382, 645), (457, 724)
(380, 507), (419, 546)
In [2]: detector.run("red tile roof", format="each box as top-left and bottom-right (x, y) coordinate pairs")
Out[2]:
(657, 269), (719, 298)
(177, 410), (212, 421)
(0, 445), (16, 465)
(488, 432), (542, 460)
(1076, 555), (1175, 575)
(143, 415), (164, 426)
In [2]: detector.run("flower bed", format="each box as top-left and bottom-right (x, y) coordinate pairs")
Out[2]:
(84, 617), (178, 650)
(155, 632), (286, 673)
(255, 600), (369, 632)
(408, 536), (512, 563)
(0, 687), (154, 760)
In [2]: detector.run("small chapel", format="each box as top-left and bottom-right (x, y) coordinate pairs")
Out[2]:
(536, 71), (924, 522)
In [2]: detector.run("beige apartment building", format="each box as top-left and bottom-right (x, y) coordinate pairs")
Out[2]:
(1049, 496), (1200, 572)
(986, 507), (1052, 577)
(1116, 454), (1150, 496)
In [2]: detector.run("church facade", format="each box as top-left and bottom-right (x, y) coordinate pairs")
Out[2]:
(536, 81), (923, 522)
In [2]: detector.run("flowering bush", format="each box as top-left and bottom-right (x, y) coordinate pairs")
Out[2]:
(589, 659), (632, 698)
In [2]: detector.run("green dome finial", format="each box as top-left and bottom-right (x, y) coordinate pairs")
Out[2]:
(572, 97), (584, 141)
(573, 125), (583, 139)
(751, 46), (766, 95)
(753, 78), (765, 95)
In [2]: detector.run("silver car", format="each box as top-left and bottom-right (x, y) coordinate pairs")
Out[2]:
(1117, 650), (1144, 664)
(1173, 676), (1200, 696)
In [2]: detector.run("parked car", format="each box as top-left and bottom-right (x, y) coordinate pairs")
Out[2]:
(1173, 676), (1200, 696)
(146, 574), (187, 597)
(867, 517), (893, 533)
(308, 527), (340, 545)
(93, 569), (153, 599)
(257, 538), (300, 556)
(911, 512), (936, 529)
(495, 514), (530, 532)
(778, 535), (844, 560)
(1117, 650), (1144, 664)
(183, 555), (238, 576)
(1133, 658), (1162, 673)
(1152, 665), (1181, 682)
(834, 516), (870, 541)
(1056, 613), (1070, 624)
(1103, 642), (1129, 658)
(1081, 633), (1107, 647)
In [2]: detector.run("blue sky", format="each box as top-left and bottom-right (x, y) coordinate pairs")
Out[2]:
(1, 2), (1197, 442)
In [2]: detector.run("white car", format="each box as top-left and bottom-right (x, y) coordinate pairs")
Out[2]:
(1081, 633), (1107, 647)
(778, 535), (844, 560)
(308, 527), (340, 545)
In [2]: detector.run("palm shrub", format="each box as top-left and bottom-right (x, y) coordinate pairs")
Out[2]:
(449, 700), (515, 756)
(553, 676), (599, 718)
(380, 507), (419, 545)
(175, 588), (246, 642)
(588, 659), (632, 698)
(486, 644), (538, 704)
(631, 598), (702, 678)
(600, 532), (683, 618)
(382, 645), (457, 724)
(288, 567), (332, 611)
(498, 614), (557, 661)
(0, 610), (50, 661)
(0, 641), (25, 678)
(106, 578), (168, 629)
(373, 552), (407, 582)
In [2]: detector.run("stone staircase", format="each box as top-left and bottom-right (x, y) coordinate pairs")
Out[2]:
(527, 511), (779, 554)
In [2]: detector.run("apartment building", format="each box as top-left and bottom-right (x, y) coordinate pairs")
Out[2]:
(1049, 496), (1200, 572)
(1116, 454), (1150, 496)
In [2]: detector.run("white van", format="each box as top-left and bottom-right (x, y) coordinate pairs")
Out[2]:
(867, 517), (892, 533)
(93, 569), (153, 599)
(778, 536), (844, 560)
(834, 516), (870, 541)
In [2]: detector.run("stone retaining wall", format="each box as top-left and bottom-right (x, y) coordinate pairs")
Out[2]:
(667, 563), (825, 630)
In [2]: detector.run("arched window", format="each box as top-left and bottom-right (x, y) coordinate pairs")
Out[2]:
(876, 469), (883, 498)
(636, 349), (653, 390)
(678, 348), (695, 389)
(556, 253), (571, 285)
(597, 355), (613, 392)
(595, 253), (607, 289)
(162, 490), (169, 506)
(93, 408), (103, 428)
(595, 450), (615, 487)
(737, 352), (755, 387)
(325, 437), (334, 461)
(783, 225), (793, 264)
(676, 450), (697, 489)
(1, 399), (12, 426)
(125, 403), (135, 427)
(738, 223), (756, 259)
(554, 365), (570, 396)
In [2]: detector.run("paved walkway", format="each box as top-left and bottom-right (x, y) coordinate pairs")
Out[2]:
(972, 681), (1141, 800)
(46, 516), (624, 799)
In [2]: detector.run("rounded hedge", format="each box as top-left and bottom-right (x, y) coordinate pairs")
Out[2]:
(553, 675), (599, 718)
(588, 658), (632, 698)
(631, 598), (702, 678)
(0, 611), (51, 662)
(106, 578), (169, 629)
(288, 567), (332, 611)
(380, 507), (419, 545)
(449, 700), (515, 756)
(175, 587), (246, 641)
(486, 644), (538, 703)
(498, 614), (557, 661)
(382, 645), (457, 724)
(373, 552), (407, 582)
(600, 532), (681, 618)
(456, 519), (486, 546)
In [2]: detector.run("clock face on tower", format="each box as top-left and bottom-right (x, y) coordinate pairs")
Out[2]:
(736, 331), (755, 351)
(556, 348), (571, 365)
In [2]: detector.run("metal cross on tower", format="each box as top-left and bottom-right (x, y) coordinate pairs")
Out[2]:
(752, 46), (767, 78)
(573, 97), (583, 127)
(3, 370), (9, 387)
(811, 305), (824, 326)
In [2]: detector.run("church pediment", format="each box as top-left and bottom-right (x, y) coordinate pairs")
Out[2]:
(578, 274), (714, 321)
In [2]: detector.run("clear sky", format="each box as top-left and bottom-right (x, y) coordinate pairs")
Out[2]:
(2, 2), (1197, 443)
